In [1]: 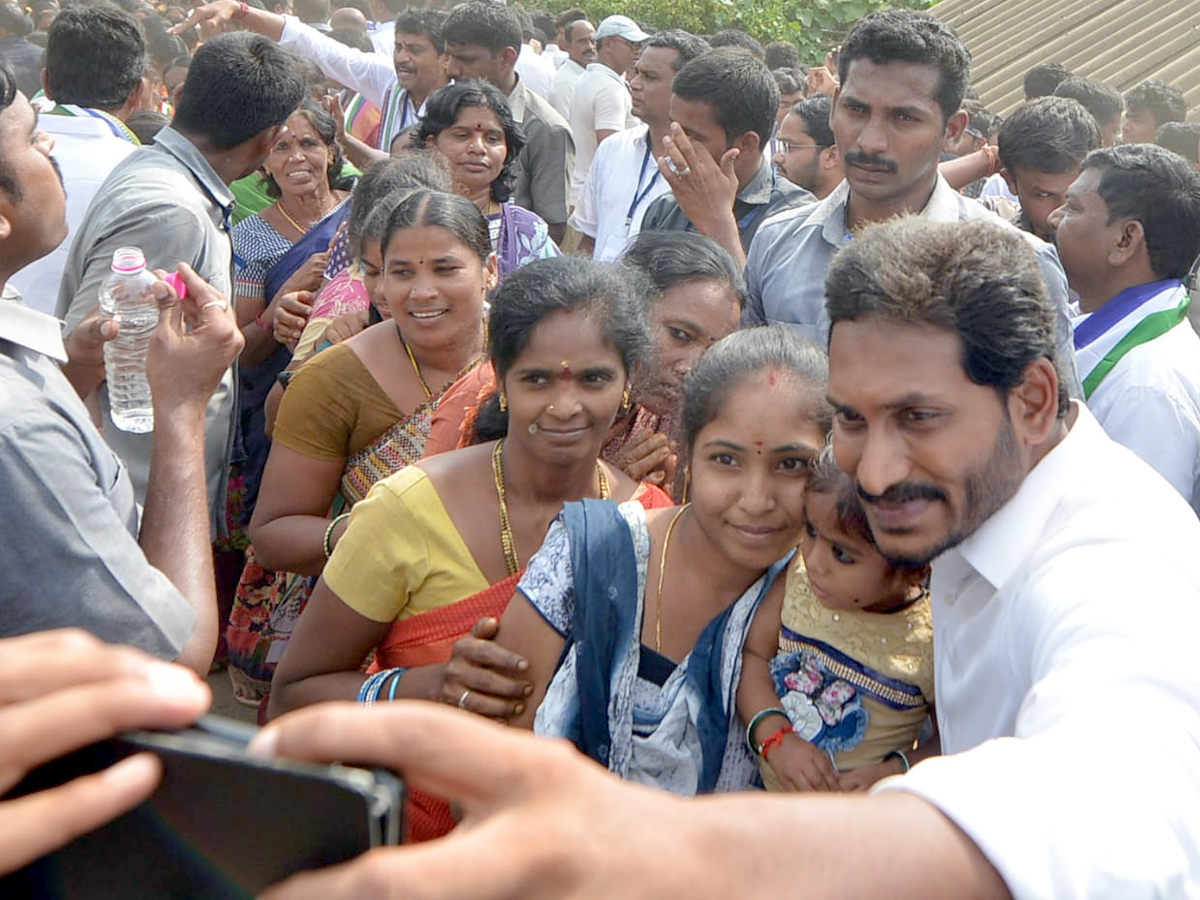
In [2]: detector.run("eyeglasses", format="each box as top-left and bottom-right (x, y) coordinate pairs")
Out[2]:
(776, 140), (827, 153)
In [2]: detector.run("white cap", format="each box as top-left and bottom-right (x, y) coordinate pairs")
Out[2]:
(594, 14), (649, 44)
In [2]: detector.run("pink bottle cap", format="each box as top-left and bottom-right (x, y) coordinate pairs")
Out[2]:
(161, 271), (187, 300)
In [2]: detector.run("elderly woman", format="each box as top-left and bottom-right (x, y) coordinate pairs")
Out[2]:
(415, 79), (559, 277)
(222, 101), (354, 566)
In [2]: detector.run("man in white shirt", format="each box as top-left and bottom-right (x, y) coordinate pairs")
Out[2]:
(567, 14), (646, 207)
(181, 1), (449, 153)
(571, 29), (709, 260)
(547, 18), (594, 119)
(9, 6), (141, 315)
(246, 216), (1200, 900)
(1049, 142), (1200, 514)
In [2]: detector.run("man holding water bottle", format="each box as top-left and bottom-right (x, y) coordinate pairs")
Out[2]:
(0, 50), (246, 676)
(55, 31), (305, 540)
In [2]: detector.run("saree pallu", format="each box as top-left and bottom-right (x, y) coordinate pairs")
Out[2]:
(223, 202), (352, 546)
(225, 357), (492, 703)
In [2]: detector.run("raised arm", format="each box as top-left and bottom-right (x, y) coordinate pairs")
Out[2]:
(139, 266), (244, 674)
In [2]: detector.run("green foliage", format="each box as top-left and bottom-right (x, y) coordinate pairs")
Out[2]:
(584, 0), (937, 66)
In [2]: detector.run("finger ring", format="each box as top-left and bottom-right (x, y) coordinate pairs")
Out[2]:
(457, 689), (471, 710)
(200, 300), (228, 312)
(679, 166), (692, 177)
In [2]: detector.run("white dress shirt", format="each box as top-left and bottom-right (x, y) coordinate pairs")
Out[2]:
(876, 403), (1200, 899)
(515, 43), (555, 99)
(11, 110), (136, 315)
(548, 57), (585, 119)
(569, 126), (670, 261)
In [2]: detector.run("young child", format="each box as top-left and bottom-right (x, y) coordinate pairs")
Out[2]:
(738, 451), (935, 792)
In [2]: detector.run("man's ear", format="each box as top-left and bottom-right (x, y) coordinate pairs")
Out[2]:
(1009, 357), (1062, 447)
(0, 209), (13, 241)
(1109, 218), (1147, 268)
(735, 129), (761, 159)
(500, 45), (518, 71)
(254, 123), (286, 160)
(40, 69), (54, 102)
(821, 143), (840, 172)
(999, 166), (1017, 196)
(943, 108), (968, 146)
(118, 76), (151, 122)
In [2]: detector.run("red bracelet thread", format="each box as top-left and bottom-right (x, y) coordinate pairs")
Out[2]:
(758, 726), (789, 762)
(233, 0), (249, 18)
(255, 308), (272, 331)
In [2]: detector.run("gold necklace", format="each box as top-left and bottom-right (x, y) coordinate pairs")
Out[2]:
(492, 439), (611, 576)
(277, 196), (333, 235)
(655, 505), (690, 654)
(400, 330), (433, 400)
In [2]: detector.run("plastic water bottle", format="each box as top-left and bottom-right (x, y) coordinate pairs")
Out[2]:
(99, 247), (160, 433)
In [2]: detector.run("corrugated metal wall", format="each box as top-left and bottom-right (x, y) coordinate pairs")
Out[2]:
(929, 0), (1200, 118)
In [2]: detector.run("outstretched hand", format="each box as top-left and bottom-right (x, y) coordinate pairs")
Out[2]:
(169, 0), (241, 37)
(253, 701), (694, 900)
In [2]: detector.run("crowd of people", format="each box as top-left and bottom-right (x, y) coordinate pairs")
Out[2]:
(1, 0), (1200, 897)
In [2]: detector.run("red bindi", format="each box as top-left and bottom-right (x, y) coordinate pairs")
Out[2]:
(559, 360), (573, 380)
(768, 371), (777, 386)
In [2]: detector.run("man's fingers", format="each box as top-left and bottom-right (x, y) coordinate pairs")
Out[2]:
(0, 670), (210, 792)
(0, 754), (163, 876)
(469, 616), (501, 640)
(252, 702), (552, 808)
(719, 147), (741, 175)
(0, 630), (164, 704)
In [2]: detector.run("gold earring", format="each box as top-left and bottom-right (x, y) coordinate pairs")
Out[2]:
(682, 465), (691, 504)
(620, 387), (631, 412)
(499, 392), (507, 412)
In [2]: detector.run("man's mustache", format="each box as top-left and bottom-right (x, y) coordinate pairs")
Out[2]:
(857, 481), (946, 506)
(843, 151), (898, 174)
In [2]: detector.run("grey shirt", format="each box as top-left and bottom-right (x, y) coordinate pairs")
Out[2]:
(744, 175), (1083, 396)
(55, 126), (237, 535)
(640, 156), (814, 252)
(509, 76), (575, 228)
(0, 295), (193, 656)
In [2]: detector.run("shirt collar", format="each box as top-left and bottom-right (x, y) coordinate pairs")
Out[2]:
(585, 62), (627, 86)
(151, 126), (237, 221)
(506, 75), (529, 119)
(0, 286), (67, 362)
(950, 400), (1093, 591)
(814, 173), (957, 249)
(736, 156), (775, 205)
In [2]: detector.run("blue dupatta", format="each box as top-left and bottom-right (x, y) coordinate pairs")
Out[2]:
(548, 500), (792, 794)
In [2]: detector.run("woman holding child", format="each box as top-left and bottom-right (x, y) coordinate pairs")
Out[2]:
(448, 327), (936, 796)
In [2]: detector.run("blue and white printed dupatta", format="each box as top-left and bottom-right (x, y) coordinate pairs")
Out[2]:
(533, 499), (792, 795)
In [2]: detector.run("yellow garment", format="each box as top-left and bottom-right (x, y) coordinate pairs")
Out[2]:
(292, 315), (332, 362)
(273, 343), (402, 462)
(761, 555), (934, 790)
(323, 466), (489, 623)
